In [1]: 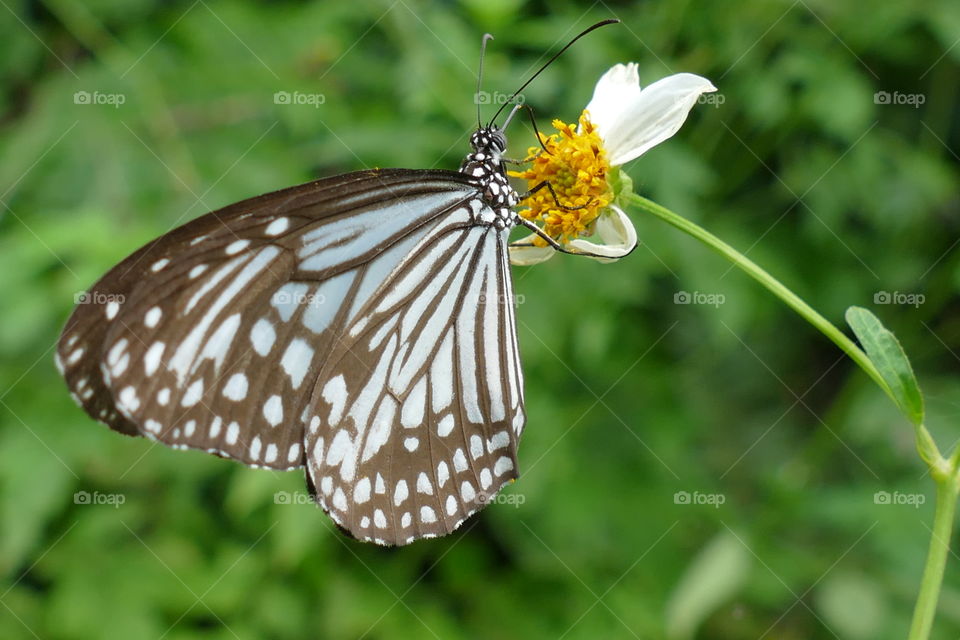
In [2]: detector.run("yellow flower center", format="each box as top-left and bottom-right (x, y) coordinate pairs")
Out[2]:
(509, 110), (612, 245)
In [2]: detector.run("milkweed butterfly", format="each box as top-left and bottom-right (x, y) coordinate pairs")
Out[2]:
(56, 20), (618, 545)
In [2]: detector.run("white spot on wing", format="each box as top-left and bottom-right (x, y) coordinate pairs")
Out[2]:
(394, 479), (408, 506)
(197, 313), (241, 375)
(280, 338), (314, 389)
(361, 396), (397, 462)
(480, 468), (492, 490)
(489, 431), (510, 451)
(354, 477), (371, 504)
(460, 481), (476, 503)
(265, 217), (289, 235)
(182, 379), (204, 407)
(222, 373), (248, 400)
(470, 434), (483, 459)
(144, 306), (162, 328)
(225, 421), (240, 445)
(225, 239), (250, 255)
(250, 318), (276, 356)
(264, 443), (278, 463)
(453, 448), (468, 473)
(144, 342), (166, 376)
(437, 414), (454, 437)
(263, 395), (283, 427)
(401, 376), (426, 428)
(416, 472), (433, 495)
(494, 456), (514, 476)
(322, 375), (347, 426)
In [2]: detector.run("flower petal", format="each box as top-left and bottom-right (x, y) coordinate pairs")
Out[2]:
(508, 235), (557, 266)
(566, 205), (637, 263)
(593, 71), (716, 166)
(584, 62), (642, 133)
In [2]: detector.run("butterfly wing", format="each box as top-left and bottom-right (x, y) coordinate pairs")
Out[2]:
(303, 219), (526, 544)
(56, 169), (487, 470)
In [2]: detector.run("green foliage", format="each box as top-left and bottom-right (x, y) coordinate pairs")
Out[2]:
(665, 530), (751, 640)
(1, 1), (958, 638)
(846, 306), (924, 426)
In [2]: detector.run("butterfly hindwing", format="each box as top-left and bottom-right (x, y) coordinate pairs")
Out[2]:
(304, 215), (526, 544)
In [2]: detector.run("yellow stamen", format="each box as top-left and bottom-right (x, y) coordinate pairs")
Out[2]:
(509, 110), (612, 246)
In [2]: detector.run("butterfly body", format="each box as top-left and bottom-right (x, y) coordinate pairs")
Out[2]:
(460, 126), (521, 228)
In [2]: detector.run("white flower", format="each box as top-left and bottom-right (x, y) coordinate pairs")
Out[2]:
(586, 63), (716, 166)
(509, 63), (716, 266)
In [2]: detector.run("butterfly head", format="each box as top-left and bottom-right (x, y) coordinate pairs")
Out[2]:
(469, 126), (507, 158)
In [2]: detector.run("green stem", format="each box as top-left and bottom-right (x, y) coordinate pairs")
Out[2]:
(909, 464), (959, 640)
(624, 192), (957, 640)
(626, 193), (895, 405)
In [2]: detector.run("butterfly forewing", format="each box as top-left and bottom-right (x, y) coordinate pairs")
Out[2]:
(57, 169), (484, 471)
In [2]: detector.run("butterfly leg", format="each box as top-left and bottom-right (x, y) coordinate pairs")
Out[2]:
(511, 217), (623, 259)
(520, 180), (589, 211)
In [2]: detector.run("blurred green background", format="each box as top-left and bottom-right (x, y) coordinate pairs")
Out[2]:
(2, 0), (959, 638)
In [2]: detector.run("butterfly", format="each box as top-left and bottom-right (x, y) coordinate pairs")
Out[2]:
(55, 21), (617, 545)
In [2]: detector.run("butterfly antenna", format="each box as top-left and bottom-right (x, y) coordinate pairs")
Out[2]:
(476, 33), (495, 129)
(487, 18), (620, 127)
(498, 103), (550, 154)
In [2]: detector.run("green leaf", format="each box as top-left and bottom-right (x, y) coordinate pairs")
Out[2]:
(815, 572), (888, 639)
(845, 306), (924, 425)
(665, 530), (751, 640)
